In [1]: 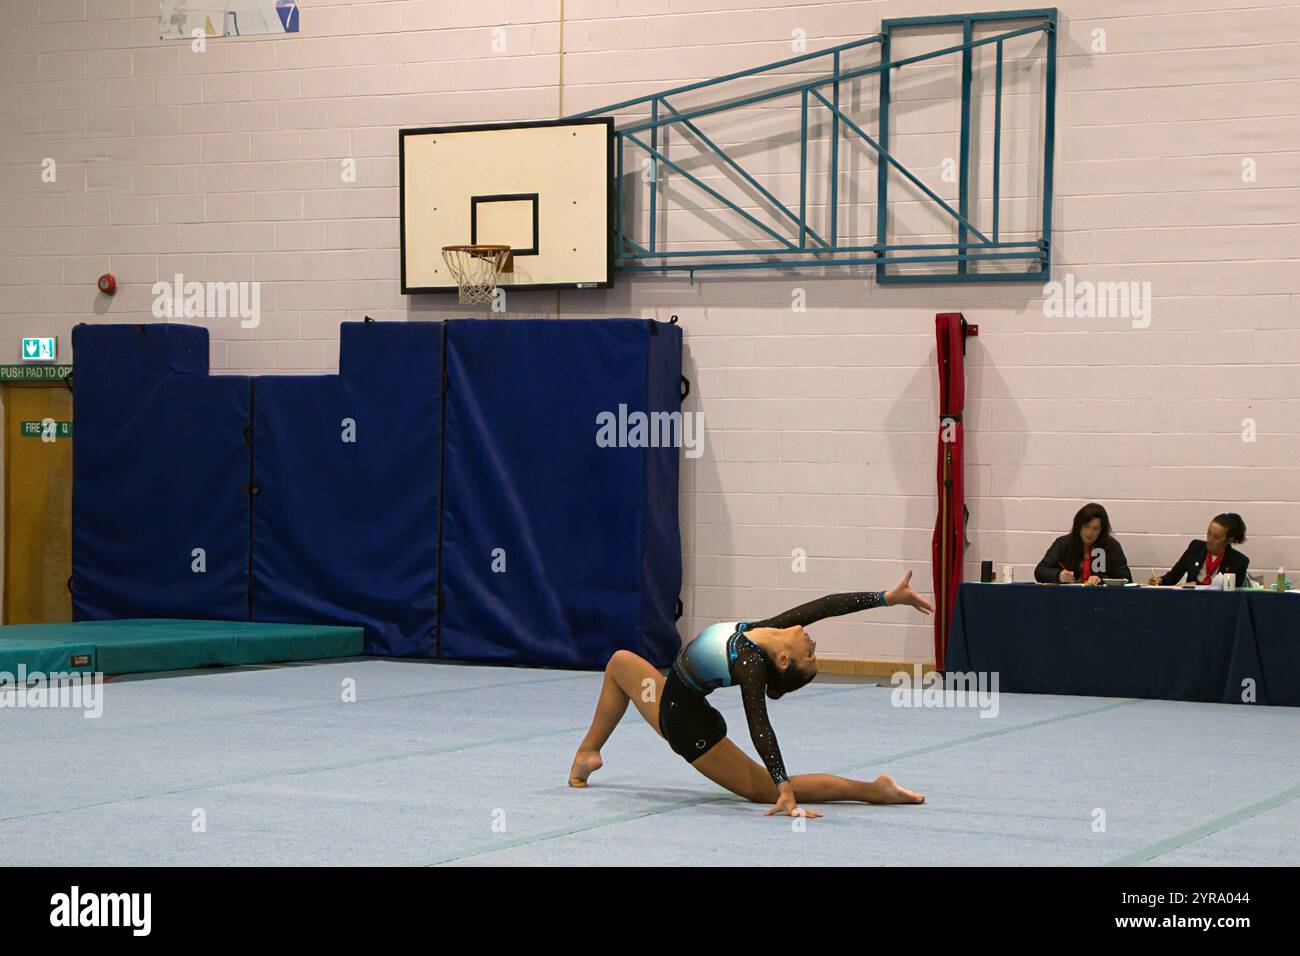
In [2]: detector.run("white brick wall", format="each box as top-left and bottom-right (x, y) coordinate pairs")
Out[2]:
(2, 0), (1299, 660)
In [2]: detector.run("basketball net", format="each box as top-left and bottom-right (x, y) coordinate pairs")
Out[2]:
(441, 245), (512, 305)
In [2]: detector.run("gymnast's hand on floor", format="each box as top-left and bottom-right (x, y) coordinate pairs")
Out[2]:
(765, 783), (822, 819)
(885, 571), (934, 615)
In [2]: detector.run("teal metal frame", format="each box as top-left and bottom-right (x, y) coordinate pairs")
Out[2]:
(569, 8), (1057, 284)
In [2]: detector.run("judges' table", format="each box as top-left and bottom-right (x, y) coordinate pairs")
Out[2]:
(946, 583), (1300, 706)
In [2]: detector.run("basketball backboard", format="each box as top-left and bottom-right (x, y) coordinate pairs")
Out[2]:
(400, 117), (614, 295)
(160, 1), (299, 39)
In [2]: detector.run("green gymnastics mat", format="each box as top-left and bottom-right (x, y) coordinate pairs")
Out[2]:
(0, 619), (364, 676)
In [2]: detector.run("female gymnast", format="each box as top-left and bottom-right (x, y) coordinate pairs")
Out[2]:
(569, 572), (933, 818)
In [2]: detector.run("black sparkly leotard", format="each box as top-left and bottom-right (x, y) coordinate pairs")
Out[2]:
(658, 591), (888, 786)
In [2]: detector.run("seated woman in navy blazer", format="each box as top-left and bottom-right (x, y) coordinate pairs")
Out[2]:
(1034, 502), (1133, 584)
(1155, 513), (1250, 587)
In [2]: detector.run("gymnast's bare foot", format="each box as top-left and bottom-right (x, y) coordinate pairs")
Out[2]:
(568, 750), (603, 788)
(872, 773), (925, 805)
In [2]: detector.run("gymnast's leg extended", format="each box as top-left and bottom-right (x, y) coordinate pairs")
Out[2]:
(690, 739), (924, 808)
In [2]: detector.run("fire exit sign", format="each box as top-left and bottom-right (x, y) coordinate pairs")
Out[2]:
(21, 337), (57, 362)
(20, 420), (73, 439)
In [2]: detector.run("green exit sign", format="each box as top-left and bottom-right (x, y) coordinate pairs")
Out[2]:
(21, 337), (57, 363)
(20, 420), (72, 438)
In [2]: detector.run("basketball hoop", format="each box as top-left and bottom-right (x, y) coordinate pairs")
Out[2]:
(441, 245), (512, 305)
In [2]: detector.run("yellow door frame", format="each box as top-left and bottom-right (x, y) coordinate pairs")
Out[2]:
(2, 380), (75, 625)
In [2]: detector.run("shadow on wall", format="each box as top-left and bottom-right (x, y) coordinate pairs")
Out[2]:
(602, 281), (1044, 651)
(957, 354), (1029, 572)
(677, 338), (701, 642)
(869, 343), (1028, 625)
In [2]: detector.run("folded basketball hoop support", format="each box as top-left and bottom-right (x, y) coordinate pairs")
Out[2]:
(569, 8), (1056, 284)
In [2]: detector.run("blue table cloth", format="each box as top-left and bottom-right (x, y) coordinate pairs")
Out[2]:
(946, 583), (1299, 706)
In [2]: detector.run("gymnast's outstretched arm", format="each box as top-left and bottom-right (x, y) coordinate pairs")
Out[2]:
(747, 571), (933, 629)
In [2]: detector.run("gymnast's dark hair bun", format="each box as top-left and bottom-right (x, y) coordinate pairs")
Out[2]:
(1212, 512), (1247, 544)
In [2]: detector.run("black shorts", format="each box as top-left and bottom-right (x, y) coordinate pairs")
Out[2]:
(659, 669), (727, 762)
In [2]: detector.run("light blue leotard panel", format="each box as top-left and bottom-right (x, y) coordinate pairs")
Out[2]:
(674, 621), (741, 692)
